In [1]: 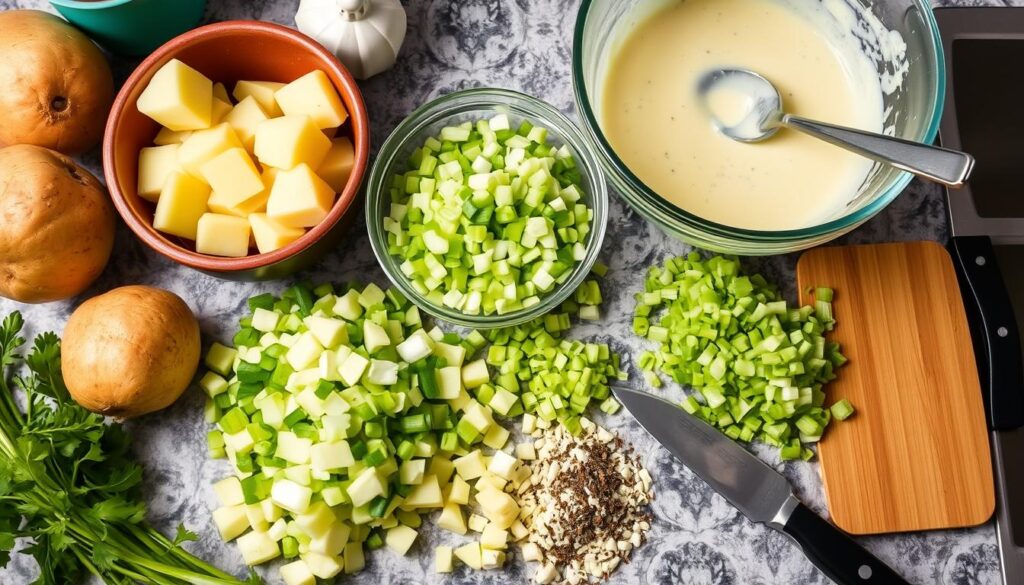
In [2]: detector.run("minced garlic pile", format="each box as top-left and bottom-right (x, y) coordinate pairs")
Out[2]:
(515, 417), (654, 584)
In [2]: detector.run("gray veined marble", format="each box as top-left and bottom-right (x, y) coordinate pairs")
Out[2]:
(0, 0), (1015, 583)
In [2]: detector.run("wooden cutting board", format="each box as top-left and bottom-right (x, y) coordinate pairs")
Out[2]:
(797, 241), (994, 535)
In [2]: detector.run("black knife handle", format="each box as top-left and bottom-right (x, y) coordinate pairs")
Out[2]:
(782, 503), (910, 585)
(948, 236), (1024, 431)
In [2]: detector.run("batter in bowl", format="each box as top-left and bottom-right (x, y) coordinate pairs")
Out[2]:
(601, 0), (887, 231)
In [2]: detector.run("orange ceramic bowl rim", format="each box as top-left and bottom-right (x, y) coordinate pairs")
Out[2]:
(103, 20), (370, 273)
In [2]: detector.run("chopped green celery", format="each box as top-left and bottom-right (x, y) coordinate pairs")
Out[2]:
(633, 253), (848, 458)
(830, 398), (855, 421)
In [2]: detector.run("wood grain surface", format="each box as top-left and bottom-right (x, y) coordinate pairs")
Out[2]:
(797, 241), (994, 535)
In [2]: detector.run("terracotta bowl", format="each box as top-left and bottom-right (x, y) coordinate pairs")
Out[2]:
(104, 20), (370, 281)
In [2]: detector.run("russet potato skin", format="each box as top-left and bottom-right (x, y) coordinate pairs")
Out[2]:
(62, 286), (201, 419)
(0, 144), (115, 303)
(0, 10), (114, 155)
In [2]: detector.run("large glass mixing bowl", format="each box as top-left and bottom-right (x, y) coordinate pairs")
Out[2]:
(573, 0), (945, 254)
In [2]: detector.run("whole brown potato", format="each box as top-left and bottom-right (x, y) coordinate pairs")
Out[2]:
(0, 10), (114, 155)
(62, 286), (201, 419)
(0, 145), (115, 303)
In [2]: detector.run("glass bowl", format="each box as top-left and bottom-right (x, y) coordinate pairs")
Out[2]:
(572, 0), (945, 255)
(366, 88), (609, 328)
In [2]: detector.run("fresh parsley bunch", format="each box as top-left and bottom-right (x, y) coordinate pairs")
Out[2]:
(0, 311), (256, 585)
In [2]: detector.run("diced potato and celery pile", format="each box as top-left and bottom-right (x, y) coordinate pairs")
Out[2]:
(136, 59), (355, 257)
(201, 280), (623, 584)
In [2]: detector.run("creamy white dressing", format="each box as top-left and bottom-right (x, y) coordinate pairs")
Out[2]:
(600, 0), (897, 231)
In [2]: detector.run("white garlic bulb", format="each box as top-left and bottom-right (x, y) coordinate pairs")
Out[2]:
(295, 0), (407, 80)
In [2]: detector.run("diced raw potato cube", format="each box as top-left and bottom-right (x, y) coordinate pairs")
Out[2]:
(287, 332), (324, 370)
(212, 82), (230, 103)
(482, 425), (510, 450)
(154, 127), (193, 145)
(481, 548), (505, 569)
(436, 367), (462, 400)
(271, 478), (313, 514)
(294, 501), (335, 538)
(396, 329), (434, 363)
(244, 503), (269, 532)
(432, 342), (465, 367)
(427, 456), (455, 484)
(275, 432), (313, 465)
(266, 163), (335, 228)
(205, 342), (236, 375)
(334, 289), (363, 321)
(448, 475), (471, 505)
(212, 504), (249, 541)
(233, 80), (285, 117)
(309, 522), (350, 556)
(177, 123), (243, 178)
(304, 316), (348, 348)
(453, 450), (487, 481)
(152, 171), (210, 240)
(338, 352), (369, 387)
(401, 474), (442, 509)
(399, 459), (425, 485)
(510, 520), (528, 541)
(199, 371), (228, 397)
(435, 546), (454, 573)
(521, 542), (542, 562)
(362, 320), (390, 354)
(385, 525), (418, 556)
(488, 451), (517, 480)
(251, 307), (279, 332)
(454, 542), (483, 570)
(280, 560), (316, 585)
(468, 513), (488, 533)
(284, 464), (311, 486)
(267, 518), (288, 541)
(302, 552), (343, 579)
(477, 473), (507, 492)
(366, 359), (398, 385)
(461, 359), (490, 389)
(476, 486), (520, 529)
(480, 523), (508, 550)
(213, 476), (244, 507)
(255, 116), (332, 170)
(274, 70), (348, 129)
(137, 59), (213, 131)
(249, 212), (304, 254)
(437, 502), (466, 534)
(137, 144), (180, 202)
(310, 440), (354, 473)
(236, 530), (280, 565)
(211, 96), (232, 124)
(200, 147), (264, 207)
(223, 95), (270, 151)
(196, 213), (251, 257)
(515, 443), (537, 461)
(317, 137), (355, 192)
(462, 402), (493, 433)
(343, 541), (364, 574)
(522, 413), (537, 434)
(347, 467), (385, 507)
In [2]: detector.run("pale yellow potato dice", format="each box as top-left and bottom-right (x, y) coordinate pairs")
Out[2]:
(254, 115), (331, 170)
(266, 163), (335, 228)
(274, 70), (348, 130)
(250, 213), (305, 254)
(201, 147), (264, 207)
(178, 123), (243, 178)
(233, 80), (285, 117)
(152, 171), (210, 240)
(223, 96), (269, 151)
(208, 167), (274, 217)
(153, 127), (193, 145)
(280, 561), (315, 585)
(213, 82), (231, 103)
(136, 58), (213, 131)
(317, 137), (355, 193)
(196, 213), (252, 257)
(137, 144), (180, 202)
(211, 97), (233, 125)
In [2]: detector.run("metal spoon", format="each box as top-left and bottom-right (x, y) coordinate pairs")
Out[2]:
(697, 68), (975, 188)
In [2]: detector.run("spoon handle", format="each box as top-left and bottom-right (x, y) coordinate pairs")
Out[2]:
(781, 114), (975, 188)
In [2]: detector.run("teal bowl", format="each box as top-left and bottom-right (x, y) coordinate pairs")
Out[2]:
(50, 0), (207, 57)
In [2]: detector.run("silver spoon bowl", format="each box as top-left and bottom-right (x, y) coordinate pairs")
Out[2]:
(697, 68), (975, 188)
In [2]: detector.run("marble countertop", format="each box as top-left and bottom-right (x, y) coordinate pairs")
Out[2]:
(0, 0), (1013, 584)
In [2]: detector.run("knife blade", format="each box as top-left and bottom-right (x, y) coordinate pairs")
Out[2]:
(613, 386), (911, 585)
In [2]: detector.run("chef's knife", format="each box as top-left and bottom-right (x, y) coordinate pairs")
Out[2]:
(613, 386), (910, 585)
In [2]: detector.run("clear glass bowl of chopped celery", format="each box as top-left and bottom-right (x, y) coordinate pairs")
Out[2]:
(366, 88), (609, 328)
